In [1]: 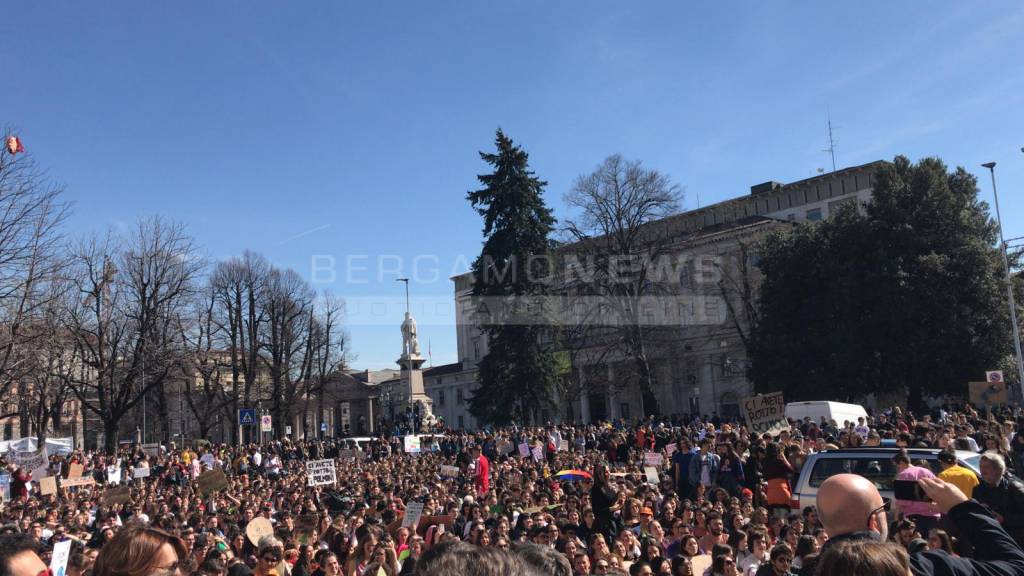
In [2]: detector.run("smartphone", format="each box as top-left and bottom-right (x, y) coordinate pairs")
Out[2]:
(893, 479), (929, 502)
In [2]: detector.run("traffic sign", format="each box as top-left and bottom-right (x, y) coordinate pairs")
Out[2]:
(320, 422), (328, 432)
(238, 408), (257, 426)
(260, 415), (273, 433)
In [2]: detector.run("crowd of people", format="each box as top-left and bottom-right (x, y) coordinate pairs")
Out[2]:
(2, 403), (1024, 576)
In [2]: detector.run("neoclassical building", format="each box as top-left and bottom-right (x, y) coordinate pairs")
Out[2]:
(432, 161), (884, 425)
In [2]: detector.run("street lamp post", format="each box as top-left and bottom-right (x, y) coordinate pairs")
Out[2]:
(396, 277), (412, 434)
(982, 162), (1024, 401)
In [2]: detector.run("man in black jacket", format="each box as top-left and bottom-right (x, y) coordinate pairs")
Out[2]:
(973, 451), (1024, 546)
(817, 473), (1024, 575)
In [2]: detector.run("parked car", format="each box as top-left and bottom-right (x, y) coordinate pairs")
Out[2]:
(791, 447), (981, 510)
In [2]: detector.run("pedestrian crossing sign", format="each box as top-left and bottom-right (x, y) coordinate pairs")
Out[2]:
(239, 408), (257, 426)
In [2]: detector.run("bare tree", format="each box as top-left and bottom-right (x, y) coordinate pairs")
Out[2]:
(179, 284), (235, 440)
(65, 217), (201, 451)
(0, 130), (70, 417)
(210, 251), (269, 444)
(303, 292), (349, 437)
(262, 267), (315, 436)
(562, 154), (683, 416)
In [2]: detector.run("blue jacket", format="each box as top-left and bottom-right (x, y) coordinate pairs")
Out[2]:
(688, 451), (720, 487)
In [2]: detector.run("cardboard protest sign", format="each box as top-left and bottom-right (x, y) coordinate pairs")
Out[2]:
(969, 381), (1008, 407)
(295, 514), (319, 544)
(305, 459), (337, 487)
(133, 467), (150, 479)
(51, 539), (72, 576)
(403, 436), (421, 454)
(518, 443), (530, 458)
(741, 392), (790, 435)
(531, 446), (544, 462)
(402, 502), (424, 529)
(644, 466), (659, 485)
(439, 465), (460, 478)
(643, 452), (663, 468)
(665, 444), (677, 458)
(497, 441), (514, 456)
(39, 476), (57, 496)
(690, 555), (712, 576)
(101, 486), (131, 506)
(196, 468), (229, 495)
(62, 476), (96, 488)
(246, 517), (274, 546)
(68, 464), (83, 479)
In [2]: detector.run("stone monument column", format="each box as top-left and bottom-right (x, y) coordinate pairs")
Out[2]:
(399, 312), (433, 428)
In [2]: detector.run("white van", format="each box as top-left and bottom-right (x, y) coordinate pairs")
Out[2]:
(785, 401), (868, 428)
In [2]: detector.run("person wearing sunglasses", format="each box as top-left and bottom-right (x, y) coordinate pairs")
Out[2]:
(92, 525), (187, 576)
(0, 533), (49, 576)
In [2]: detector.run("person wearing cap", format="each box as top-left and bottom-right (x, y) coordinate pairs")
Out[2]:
(632, 507), (655, 538)
(936, 449), (979, 499)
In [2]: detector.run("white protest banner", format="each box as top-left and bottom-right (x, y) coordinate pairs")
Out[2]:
(305, 459), (336, 486)
(107, 466), (122, 485)
(643, 452), (663, 468)
(404, 436), (421, 454)
(644, 466), (660, 485)
(62, 476), (96, 488)
(741, 392), (790, 436)
(439, 465), (460, 478)
(10, 447), (47, 473)
(518, 443), (530, 458)
(558, 439), (569, 452)
(402, 502), (424, 528)
(51, 538), (72, 576)
(133, 467), (150, 479)
(531, 446), (544, 462)
(338, 449), (361, 460)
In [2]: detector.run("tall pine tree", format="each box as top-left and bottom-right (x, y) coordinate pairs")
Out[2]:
(467, 129), (558, 425)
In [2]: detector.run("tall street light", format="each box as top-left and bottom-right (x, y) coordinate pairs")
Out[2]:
(982, 162), (1024, 400)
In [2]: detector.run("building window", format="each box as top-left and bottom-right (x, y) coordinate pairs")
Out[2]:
(806, 208), (822, 221)
(438, 390), (445, 407)
(786, 213), (795, 221)
(457, 388), (464, 405)
(473, 339), (480, 360)
(458, 415), (464, 429)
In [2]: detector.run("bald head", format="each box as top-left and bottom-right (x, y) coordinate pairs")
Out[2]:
(817, 474), (887, 539)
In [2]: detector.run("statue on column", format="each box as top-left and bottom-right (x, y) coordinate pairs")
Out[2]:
(401, 312), (421, 357)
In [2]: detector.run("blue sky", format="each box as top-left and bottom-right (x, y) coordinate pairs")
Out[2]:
(2, 2), (1023, 369)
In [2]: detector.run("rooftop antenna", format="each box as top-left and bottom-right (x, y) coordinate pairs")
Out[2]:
(823, 107), (838, 172)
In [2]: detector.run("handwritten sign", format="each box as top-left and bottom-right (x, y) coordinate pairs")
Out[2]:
(741, 392), (790, 436)
(644, 466), (659, 485)
(305, 460), (337, 486)
(133, 467), (150, 479)
(404, 436), (421, 454)
(107, 466), (122, 485)
(644, 452), (663, 468)
(39, 476), (57, 496)
(439, 465), (460, 478)
(246, 517), (274, 546)
(62, 476), (96, 488)
(518, 443), (530, 458)
(101, 486), (131, 506)
(68, 464), (83, 479)
(558, 439), (569, 452)
(196, 468), (229, 495)
(402, 502), (425, 528)
(51, 539), (72, 576)
(531, 446), (544, 462)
